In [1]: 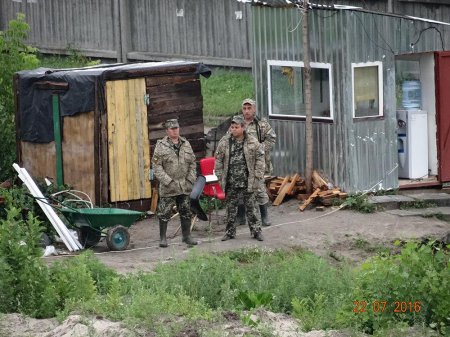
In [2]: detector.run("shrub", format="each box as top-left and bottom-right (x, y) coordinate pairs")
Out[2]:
(0, 13), (39, 182)
(0, 207), (57, 317)
(338, 241), (449, 335)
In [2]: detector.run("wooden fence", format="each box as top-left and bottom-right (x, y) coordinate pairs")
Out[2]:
(1, 0), (449, 68)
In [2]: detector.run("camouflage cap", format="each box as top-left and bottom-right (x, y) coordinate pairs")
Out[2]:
(231, 115), (245, 125)
(164, 119), (179, 129)
(242, 98), (256, 106)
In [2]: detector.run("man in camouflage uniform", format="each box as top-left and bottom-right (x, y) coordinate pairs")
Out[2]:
(152, 118), (198, 248)
(214, 115), (265, 241)
(237, 98), (277, 227)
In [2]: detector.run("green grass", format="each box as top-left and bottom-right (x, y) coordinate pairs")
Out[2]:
(38, 49), (100, 69)
(201, 67), (254, 119)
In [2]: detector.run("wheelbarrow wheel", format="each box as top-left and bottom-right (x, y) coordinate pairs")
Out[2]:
(77, 227), (101, 248)
(106, 225), (130, 251)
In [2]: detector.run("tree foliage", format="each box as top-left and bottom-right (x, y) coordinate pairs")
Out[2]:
(0, 13), (39, 182)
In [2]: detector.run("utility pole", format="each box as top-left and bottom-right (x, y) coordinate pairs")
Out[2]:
(302, 0), (313, 194)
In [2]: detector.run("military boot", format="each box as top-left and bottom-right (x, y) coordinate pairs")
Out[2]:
(235, 204), (246, 226)
(259, 203), (272, 227)
(181, 218), (198, 246)
(159, 220), (168, 248)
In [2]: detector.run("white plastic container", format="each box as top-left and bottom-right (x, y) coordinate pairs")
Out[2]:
(402, 80), (422, 110)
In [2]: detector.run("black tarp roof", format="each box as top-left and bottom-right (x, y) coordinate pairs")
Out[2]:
(17, 61), (211, 143)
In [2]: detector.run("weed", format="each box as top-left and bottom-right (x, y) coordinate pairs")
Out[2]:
(238, 291), (273, 310)
(400, 200), (436, 209)
(374, 189), (398, 196)
(351, 237), (391, 255)
(422, 212), (448, 221)
(343, 194), (377, 213)
(339, 240), (449, 335)
(352, 237), (371, 250)
(292, 293), (329, 331)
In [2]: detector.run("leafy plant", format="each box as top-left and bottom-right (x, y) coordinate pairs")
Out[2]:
(339, 240), (449, 335)
(292, 293), (329, 331)
(343, 194), (377, 213)
(0, 207), (57, 317)
(238, 291), (273, 310)
(0, 13), (40, 182)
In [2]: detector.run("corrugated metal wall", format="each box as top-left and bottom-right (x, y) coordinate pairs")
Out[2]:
(0, 0), (251, 67)
(252, 6), (450, 192)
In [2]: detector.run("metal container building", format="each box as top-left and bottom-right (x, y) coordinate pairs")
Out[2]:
(245, 0), (450, 192)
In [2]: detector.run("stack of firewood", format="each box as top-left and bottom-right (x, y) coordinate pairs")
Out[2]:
(266, 170), (347, 211)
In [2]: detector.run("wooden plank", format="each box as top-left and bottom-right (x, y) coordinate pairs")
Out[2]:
(61, 111), (95, 202)
(146, 74), (198, 87)
(20, 142), (56, 181)
(126, 80), (137, 200)
(295, 193), (309, 201)
(299, 188), (321, 211)
(272, 175), (291, 206)
(150, 187), (158, 213)
(286, 174), (301, 194)
(146, 80), (200, 96)
(312, 170), (328, 190)
(138, 79), (151, 199)
(106, 81), (118, 202)
(116, 80), (128, 201)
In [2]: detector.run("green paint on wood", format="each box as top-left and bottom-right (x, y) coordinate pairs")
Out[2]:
(52, 94), (64, 186)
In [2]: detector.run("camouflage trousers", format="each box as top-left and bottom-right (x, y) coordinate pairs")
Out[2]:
(256, 178), (270, 205)
(238, 179), (269, 211)
(225, 187), (262, 237)
(157, 194), (191, 222)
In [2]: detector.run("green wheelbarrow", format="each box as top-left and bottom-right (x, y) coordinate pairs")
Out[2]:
(60, 207), (143, 251)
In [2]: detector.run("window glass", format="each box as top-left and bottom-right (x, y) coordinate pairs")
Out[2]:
(353, 63), (383, 118)
(268, 62), (332, 120)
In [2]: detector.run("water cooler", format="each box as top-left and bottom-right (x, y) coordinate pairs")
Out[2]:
(397, 110), (428, 179)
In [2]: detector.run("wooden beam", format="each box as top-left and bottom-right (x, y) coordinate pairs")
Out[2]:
(272, 176), (290, 206)
(312, 170), (328, 190)
(299, 188), (321, 211)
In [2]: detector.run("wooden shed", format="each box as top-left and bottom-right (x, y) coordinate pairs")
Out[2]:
(14, 61), (211, 210)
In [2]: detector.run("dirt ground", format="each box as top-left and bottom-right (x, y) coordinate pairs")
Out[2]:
(2, 198), (448, 337)
(59, 198), (449, 274)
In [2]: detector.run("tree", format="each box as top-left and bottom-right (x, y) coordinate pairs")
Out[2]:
(0, 13), (39, 182)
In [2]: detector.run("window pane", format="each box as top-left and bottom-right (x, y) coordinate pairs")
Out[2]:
(354, 66), (380, 117)
(270, 65), (331, 118)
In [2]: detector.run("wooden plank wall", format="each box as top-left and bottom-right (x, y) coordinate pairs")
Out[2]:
(146, 74), (206, 159)
(106, 79), (152, 203)
(21, 142), (56, 183)
(19, 111), (95, 202)
(61, 111), (95, 203)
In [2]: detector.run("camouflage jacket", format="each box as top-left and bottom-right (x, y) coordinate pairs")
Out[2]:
(214, 133), (265, 193)
(244, 116), (276, 175)
(152, 136), (196, 197)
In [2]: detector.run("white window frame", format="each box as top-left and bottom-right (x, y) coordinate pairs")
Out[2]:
(267, 60), (334, 121)
(351, 61), (384, 119)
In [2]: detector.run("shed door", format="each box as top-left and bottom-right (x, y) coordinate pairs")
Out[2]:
(435, 51), (450, 182)
(106, 79), (151, 202)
